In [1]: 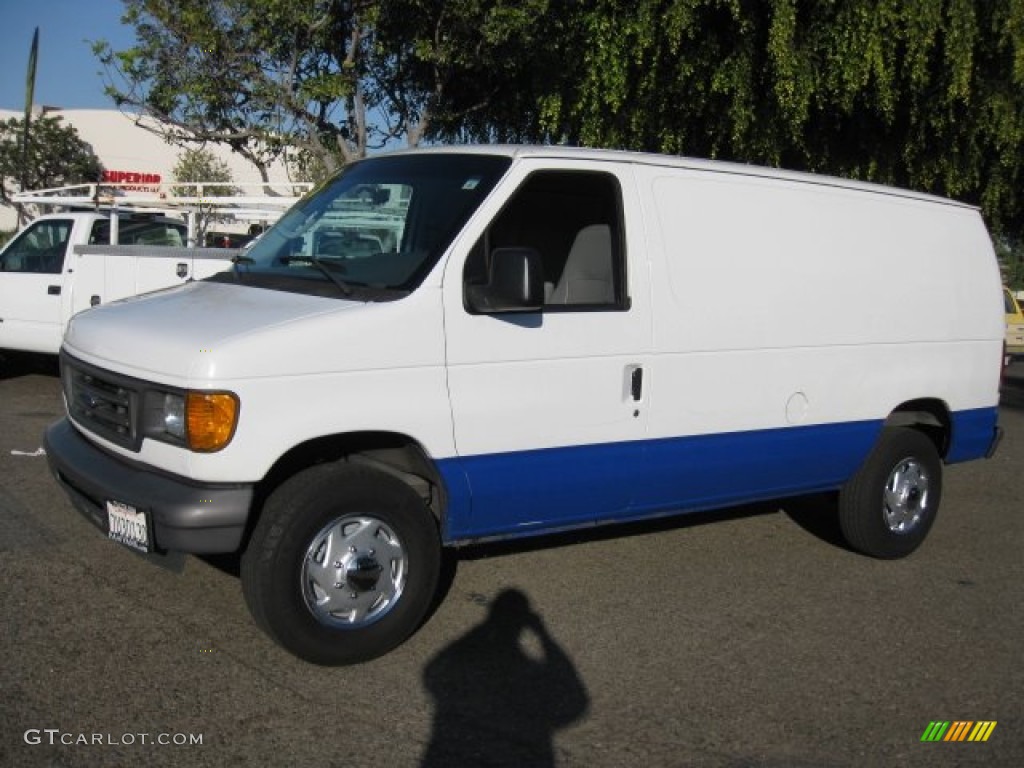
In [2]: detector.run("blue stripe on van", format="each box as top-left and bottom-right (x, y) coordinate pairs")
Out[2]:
(438, 418), (885, 542)
(437, 407), (1000, 543)
(946, 406), (999, 463)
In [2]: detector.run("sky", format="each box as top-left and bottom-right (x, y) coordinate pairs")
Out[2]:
(0, 0), (136, 111)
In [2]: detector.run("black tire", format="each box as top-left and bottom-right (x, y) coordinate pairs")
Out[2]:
(241, 462), (441, 665)
(839, 427), (942, 559)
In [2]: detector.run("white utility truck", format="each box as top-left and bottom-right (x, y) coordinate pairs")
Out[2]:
(0, 210), (232, 355)
(44, 147), (1005, 665)
(1, 182), (310, 356)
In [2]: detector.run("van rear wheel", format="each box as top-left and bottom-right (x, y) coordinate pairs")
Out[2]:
(838, 427), (942, 559)
(241, 463), (441, 665)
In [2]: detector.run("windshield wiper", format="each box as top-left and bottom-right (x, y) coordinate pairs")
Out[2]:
(305, 256), (354, 297)
(230, 253), (253, 282)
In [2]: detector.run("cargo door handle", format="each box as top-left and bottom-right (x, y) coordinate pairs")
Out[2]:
(48, 285), (61, 295)
(630, 367), (644, 401)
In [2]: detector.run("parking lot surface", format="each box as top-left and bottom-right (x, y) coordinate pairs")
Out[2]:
(2, 354), (1022, 767)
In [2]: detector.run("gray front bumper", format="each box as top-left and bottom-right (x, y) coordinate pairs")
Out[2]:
(44, 418), (253, 553)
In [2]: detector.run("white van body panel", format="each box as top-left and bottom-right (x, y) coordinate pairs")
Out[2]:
(638, 166), (1002, 438)
(62, 280), (456, 482)
(443, 159), (654, 453)
(439, 159), (653, 533)
(647, 171), (1000, 348)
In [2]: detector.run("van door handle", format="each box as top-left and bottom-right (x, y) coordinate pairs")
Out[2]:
(630, 367), (644, 401)
(48, 285), (61, 295)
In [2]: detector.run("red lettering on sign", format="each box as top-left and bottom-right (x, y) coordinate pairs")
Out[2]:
(100, 170), (162, 191)
(102, 170), (162, 182)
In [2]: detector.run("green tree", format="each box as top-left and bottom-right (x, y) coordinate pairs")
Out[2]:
(998, 237), (1024, 290)
(95, 0), (370, 178)
(95, 0), (549, 176)
(97, 0), (1024, 241)
(171, 147), (238, 242)
(450, 0), (1024, 241)
(172, 147), (237, 196)
(370, 0), (553, 145)
(0, 115), (103, 214)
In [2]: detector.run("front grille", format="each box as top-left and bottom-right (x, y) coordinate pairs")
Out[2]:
(62, 353), (143, 451)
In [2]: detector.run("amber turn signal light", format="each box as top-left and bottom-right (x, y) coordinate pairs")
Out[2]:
(186, 392), (239, 452)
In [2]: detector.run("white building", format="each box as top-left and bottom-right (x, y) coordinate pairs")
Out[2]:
(1, 107), (299, 231)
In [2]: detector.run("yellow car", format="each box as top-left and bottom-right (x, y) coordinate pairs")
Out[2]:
(1006, 287), (1024, 360)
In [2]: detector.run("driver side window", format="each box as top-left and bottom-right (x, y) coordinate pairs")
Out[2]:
(465, 170), (627, 310)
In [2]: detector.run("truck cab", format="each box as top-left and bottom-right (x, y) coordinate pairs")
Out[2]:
(0, 211), (189, 354)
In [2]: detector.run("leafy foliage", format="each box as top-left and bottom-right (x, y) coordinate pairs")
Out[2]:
(0, 116), (103, 204)
(97, 0), (552, 179)
(468, 0), (1024, 240)
(998, 237), (1024, 290)
(171, 148), (238, 240)
(171, 148), (237, 197)
(371, 0), (555, 144)
(99, 0), (1024, 241)
(95, 0), (375, 177)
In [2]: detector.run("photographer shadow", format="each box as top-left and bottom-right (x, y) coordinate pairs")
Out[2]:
(421, 588), (589, 768)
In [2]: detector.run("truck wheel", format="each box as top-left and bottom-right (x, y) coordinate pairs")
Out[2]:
(241, 463), (441, 665)
(839, 427), (942, 559)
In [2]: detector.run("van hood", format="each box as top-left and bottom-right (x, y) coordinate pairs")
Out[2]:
(63, 281), (361, 382)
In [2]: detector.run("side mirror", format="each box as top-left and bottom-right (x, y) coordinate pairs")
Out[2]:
(466, 247), (544, 314)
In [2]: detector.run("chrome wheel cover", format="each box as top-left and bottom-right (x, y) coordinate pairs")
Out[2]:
(883, 458), (931, 534)
(301, 515), (407, 628)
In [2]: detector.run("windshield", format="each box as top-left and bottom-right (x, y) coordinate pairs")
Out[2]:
(214, 153), (512, 300)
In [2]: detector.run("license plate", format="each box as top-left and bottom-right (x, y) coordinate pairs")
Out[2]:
(106, 500), (150, 553)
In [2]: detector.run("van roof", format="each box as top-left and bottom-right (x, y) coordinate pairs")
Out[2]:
(378, 144), (976, 211)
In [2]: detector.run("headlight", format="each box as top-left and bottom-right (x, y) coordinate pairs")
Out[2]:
(145, 389), (239, 452)
(162, 393), (186, 439)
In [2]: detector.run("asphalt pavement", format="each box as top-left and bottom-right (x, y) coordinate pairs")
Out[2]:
(1, 352), (1022, 767)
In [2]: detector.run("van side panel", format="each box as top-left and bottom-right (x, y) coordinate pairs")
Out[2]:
(437, 162), (1002, 544)
(639, 167), (1002, 439)
(646, 171), (1001, 350)
(438, 165), (999, 544)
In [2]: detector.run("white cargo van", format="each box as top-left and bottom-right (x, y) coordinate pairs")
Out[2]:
(0, 211), (232, 355)
(43, 147), (1004, 665)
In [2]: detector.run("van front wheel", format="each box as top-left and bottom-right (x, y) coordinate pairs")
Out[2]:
(241, 463), (441, 665)
(839, 427), (942, 559)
